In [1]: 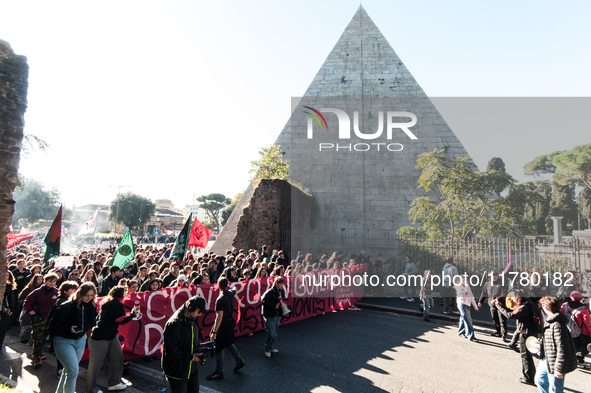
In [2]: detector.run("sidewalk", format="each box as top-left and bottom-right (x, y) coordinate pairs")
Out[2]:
(357, 292), (517, 331)
(0, 327), (147, 393)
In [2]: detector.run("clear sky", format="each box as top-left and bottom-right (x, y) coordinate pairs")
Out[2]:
(1, 0), (590, 210)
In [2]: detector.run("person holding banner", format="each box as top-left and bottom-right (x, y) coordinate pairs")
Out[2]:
(261, 276), (287, 358)
(86, 286), (138, 393)
(207, 278), (245, 380)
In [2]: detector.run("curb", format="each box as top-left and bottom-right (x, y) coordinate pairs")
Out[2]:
(356, 302), (516, 332)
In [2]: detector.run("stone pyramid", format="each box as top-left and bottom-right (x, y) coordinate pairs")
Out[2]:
(212, 6), (469, 254)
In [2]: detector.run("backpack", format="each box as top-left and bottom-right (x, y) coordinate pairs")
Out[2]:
(563, 303), (584, 338)
(530, 304), (544, 337)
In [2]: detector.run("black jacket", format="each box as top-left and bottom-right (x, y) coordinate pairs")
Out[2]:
(50, 300), (97, 340)
(478, 279), (507, 306)
(496, 299), (536, 336)
(91, 299), (134, 341)
(162, 306), (200, 380)
(162, 272), (177, 289)
(541, 312), (578, 375)
(100, 275), (121, 296)
(262, 286), (285, 318)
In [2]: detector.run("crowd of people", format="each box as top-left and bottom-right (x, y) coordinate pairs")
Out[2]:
(3, 241), (591, 393)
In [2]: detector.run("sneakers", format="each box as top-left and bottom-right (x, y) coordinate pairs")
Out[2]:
(406, 297), (415, 302)
(206, 371), (224, 380)
(107, 383), (128, 391)
(443, 311), (450, 315)
(507, 343), (518, 352)
(32, 357), (42, 368)
(233, 358), (246, 373)
(489, 332), (501, 337)
(38, 355), (47, 360)
(517, 378), (534, 386)
(422, 317), (430, 322)
(502, 336), (509, 343)
(399, 296), (406, 300)
(271, 348), (279, 353)
(265, 351), (271, 358)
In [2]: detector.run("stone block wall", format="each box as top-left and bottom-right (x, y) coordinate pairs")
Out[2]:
(231, 179), (313, 254)
(0, 39), (29, 304)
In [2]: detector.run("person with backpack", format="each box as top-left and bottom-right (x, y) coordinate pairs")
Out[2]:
(560, 291), (591, 369)
(535, 296), (578, 393)
(493, 289), (538, 386)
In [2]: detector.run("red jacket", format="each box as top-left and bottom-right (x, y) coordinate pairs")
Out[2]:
(23, 285), (58, 319)
(561, 302), (591, 336)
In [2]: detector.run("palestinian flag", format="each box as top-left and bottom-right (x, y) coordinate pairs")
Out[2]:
(109, 229), (135, 269)
(169, 214), (191, 260)
(43, 205), (62, 266)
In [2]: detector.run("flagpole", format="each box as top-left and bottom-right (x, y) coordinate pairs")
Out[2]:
(92, 207), (100, 246)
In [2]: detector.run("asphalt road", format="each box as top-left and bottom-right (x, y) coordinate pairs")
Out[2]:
(3, 308), (590, 393)
(133, 308), (590, 393)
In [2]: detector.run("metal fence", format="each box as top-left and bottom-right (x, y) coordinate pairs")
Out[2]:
(281, 231), (591, 280)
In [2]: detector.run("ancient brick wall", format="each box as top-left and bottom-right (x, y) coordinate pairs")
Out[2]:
(0, 39), (29, 304)
(231, 179), (313, 255)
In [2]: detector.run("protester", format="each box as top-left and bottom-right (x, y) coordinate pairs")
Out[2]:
(493, 289), (537, 385)
(478, 270), (508, 341)
(455, 275), (479, 342)
(86, 286), (138, 393)
(100, 266), (122, 296)
(50, 282), (98, 393)
(0, 271), (15, 349)
(560, 291), (591, 368)
(261, 276), (286, 358)
(18, 273), (43, 343)
(162, 296), (206, 393)
(23, 272), (59, 367)
(535, 296), (578, 393)
(419, 270), (433, 322)
(441, 256), (459, 314)
(207, 277), (245, 380)
(51, 281), (80, 378)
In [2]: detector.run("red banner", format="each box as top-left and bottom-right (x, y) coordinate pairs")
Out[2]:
(7, 232), (34, 249)
(115, 265), (367, 357)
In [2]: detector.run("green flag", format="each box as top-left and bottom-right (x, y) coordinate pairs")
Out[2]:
(43, 205), (63, 267)
(109, 229), (135, 269)
(169, 214), (191, 260)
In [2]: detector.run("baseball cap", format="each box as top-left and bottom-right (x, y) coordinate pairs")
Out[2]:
(186, 296), (206, 313)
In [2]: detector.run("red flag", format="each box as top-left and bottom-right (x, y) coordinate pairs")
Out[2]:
(188, 218), (213, 248)
(7, 232), (35, 249)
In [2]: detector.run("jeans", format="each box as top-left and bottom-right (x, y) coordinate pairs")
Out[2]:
(53, 335), (86, 393)
(535, 357), (565, 393)
(457, 303), (475, 340)
(86, 337), (124, 393)
(422, 297), (433, 318)
(264, 316), (280, 352)
(215, 344), (241, 373)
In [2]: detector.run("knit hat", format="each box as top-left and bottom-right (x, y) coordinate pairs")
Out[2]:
(570, 291), (583, 301)
(178, 274), (187, 282)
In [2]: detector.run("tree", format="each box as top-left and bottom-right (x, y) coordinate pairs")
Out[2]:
(549, 181), (578, 234)
(196, 193), (231, 232)
(524, 143), (591, 190)
(579, 187), (591, 230)
(249, 144), (289, 182)
(397, 149), (533, 243)
(12, 176), (63, 225)
(221, 191), (244, 227)
(487, 157), (506, 173)
(108, 193), (155, 231)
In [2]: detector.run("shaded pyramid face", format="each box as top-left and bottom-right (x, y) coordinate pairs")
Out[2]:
(277, 6), (470, 241)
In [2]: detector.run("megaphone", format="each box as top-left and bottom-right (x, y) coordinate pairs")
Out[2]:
(525, 336), (541, 356)
(281, 304), (291, 316)
(587, 343), (591, 353)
